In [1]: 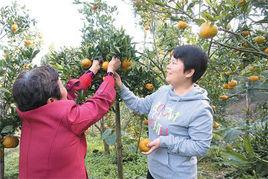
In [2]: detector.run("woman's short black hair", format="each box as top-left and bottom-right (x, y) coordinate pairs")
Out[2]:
(12, 65), (61, 112)
(173, 45), (208, 83)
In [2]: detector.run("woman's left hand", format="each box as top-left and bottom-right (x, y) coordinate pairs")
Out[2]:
(142, 138), (160, 155)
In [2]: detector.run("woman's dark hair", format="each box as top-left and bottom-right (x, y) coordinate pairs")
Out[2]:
(12, 65), (61, 111)
(173, 45), (208, 83)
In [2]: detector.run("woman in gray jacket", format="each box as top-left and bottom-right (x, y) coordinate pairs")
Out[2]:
(115, 45), (213, 179)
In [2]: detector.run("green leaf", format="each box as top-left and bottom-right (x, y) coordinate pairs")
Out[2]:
(243, 135), (254, 158)
(201, 12), (216, 21)
(30, 49), (40, 60)
(194, 18), (206, 25)
(102, 128), (116, 145)
(222, 150), (249, 167)
(1, 125), (14, 134)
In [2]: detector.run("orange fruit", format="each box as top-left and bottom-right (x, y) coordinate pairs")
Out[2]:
(24, 39), (33, 47)
(241, 30), (250, 36)
(23, 64), (31, 69)
(92, 4), (98, 11)
(2, 136), (19, 148)
(199, 22), (218, 39)
(254, 36), (266, 44)
(144, 26), (150, 31)
(228, 80), (238, 88)
(219, 95), (229, 101)
(248, 75), (260, 81)
(102, 61), (109, 71)
(121, 59), (132, 71)
(223, 83), (230, 89)
(139, 139), (151, 152)
(80, 58), (92, 69)
(11, 23), (18, 33)
(145, 83), (154, 91)
(213, 121), (220, 129)
(238, 0), (246, 6)
(177, 21), (188, 30)
(264, 47), (268, 54)
(143, 119), (148, 125)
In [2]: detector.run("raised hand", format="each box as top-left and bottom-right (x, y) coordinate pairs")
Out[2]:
(107, 56), (121, 73)
(89, 60), (101, 74)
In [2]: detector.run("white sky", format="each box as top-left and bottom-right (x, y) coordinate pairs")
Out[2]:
(0, 0), (145, 63)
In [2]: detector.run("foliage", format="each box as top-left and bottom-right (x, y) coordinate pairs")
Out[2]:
(0, 2), (41, 137)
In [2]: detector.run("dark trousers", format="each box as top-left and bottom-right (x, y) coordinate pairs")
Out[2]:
(147, 170), (154, 179)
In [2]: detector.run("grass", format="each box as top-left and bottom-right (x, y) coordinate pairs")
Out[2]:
(4, 135), (236, 179)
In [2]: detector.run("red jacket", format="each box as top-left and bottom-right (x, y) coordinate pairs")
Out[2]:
(17, 72), (115, 179)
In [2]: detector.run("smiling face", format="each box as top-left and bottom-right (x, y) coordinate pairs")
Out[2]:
(166, 56), (194, 87)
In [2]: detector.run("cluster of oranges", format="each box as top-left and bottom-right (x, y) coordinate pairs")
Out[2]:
(223, 79), (238, 90)
(220, 75), (261, 101)
(176, 20), (218, 39)
(80, 58), (133, 71)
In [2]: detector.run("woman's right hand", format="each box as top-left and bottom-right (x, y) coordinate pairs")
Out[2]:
(89, 60), (101, 74)
(107, 56), (121, 73)
(114, 72), (123, 89)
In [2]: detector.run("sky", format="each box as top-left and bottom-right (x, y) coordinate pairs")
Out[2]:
(0, 0), (145, 63)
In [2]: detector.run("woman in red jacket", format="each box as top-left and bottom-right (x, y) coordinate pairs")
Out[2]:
(12, 57), (121, 179)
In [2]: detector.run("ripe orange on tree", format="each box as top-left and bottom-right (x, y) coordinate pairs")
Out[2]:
(92, 4), (98, 11)
(238, 0), (246, 6)
(144, 26), (150, 31)
(228, 80), (238, 88)
(121, 59), (132, 71)
(254, 36), (265, 44)
(264, 47), (268, 54)
(102, 61), (109, 71)
(219, 95), (229, 101)
(11, 22), (18, 33)
(241, 30), (250, 36)
(223, 83), (230, 89)
(213, 121), (220, 129)
(24, 39), (33, 47)
(80, 58), (92, 69)
(145, 83), (154, 91)
(248, 75), (260, 81)
(143, 119), (148, 125)
(199, 22), (218, 39)
(2, 135), (19, 148)
(139, 138), (151, 152)
(177, 20), (188, 30)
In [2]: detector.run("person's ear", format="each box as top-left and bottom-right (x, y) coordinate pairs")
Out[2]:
(47, 98), (55, 104)
(185, 69), (195, 78)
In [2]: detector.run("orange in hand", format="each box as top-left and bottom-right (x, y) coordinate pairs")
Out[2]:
(139, 138), (151, 152)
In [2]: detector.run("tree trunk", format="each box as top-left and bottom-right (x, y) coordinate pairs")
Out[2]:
(0, 148), (4, 179)
(100, 119), (110, 155)
(115, 99), (123, 179)
(136, 116), (144, 153)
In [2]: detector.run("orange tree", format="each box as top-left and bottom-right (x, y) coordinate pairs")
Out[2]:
(132, 0), (268, 177)
(44, 0), (160, 178)
(0, 2), (41, 177)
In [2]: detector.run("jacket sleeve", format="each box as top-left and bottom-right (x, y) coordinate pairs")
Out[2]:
(67, 75), (116, 135)
(120, 84), (158, 115)
(159, 107), (213, 157)
(66, 71), (94, 100)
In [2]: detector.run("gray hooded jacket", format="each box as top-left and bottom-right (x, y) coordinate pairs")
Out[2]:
(120, 84), (213, 179)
